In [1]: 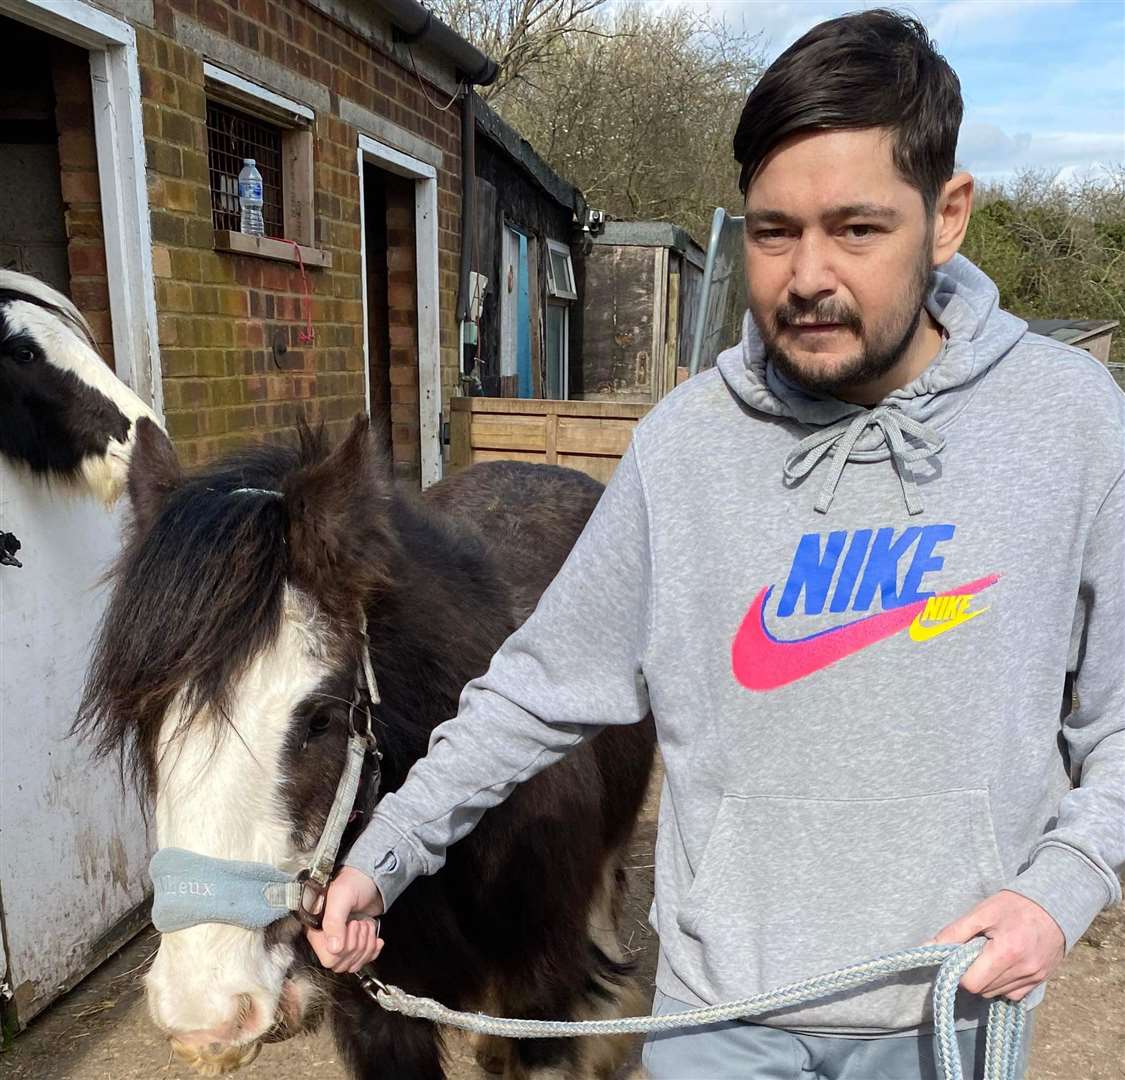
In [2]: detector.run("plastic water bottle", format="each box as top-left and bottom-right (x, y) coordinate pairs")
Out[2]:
(238, 158), (264, 236)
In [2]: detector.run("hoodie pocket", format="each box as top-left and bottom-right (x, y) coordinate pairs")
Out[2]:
(675, 789), (1005, 1028)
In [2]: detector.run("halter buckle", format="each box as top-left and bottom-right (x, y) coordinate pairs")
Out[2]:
(294, 868), (329, 930)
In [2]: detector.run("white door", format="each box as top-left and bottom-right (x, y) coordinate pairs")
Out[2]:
(0, 472), (152, 1026)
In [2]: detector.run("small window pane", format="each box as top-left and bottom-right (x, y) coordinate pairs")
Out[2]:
(206, 101), (285, 236)
(546, 241), (576, 300)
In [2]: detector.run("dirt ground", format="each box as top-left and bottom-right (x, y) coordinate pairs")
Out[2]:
(4, 776), (1122, 1080)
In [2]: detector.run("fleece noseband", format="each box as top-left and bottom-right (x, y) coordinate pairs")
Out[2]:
(149, 602), (383, 934)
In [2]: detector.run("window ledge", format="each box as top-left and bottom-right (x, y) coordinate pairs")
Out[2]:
(213, 230), (332, 268)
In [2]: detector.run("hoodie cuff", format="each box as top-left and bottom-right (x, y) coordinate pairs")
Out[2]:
(1005, 844), (1114, 952)
(343, 815), (428, 913)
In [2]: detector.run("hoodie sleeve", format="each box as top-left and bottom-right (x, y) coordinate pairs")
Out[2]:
(1007, 465), (1125, 949)
(344, 444), (653, 910)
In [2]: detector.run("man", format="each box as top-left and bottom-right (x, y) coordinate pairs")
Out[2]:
(309, 11), (1124, 1078)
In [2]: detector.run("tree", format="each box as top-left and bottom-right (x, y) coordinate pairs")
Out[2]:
(963, 168), (1125, 366)
(492, 3), (763, 241)
(429, 0), (612, 100)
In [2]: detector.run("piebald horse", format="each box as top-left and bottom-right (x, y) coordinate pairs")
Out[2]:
(0, 269), (157, 507)
(77, 416), (657, 1079)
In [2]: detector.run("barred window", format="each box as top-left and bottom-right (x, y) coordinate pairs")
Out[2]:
(205, 101), (285, 237)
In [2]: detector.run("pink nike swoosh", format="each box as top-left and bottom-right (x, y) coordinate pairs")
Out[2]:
(731, 574), (1001, 691)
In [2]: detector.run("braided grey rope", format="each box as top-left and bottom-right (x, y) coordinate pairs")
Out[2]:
(359, 940), (1026, 1080)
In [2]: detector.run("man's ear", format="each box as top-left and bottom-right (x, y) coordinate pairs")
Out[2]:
(932, 171), (974, 265)
(127, 417), (184, 538)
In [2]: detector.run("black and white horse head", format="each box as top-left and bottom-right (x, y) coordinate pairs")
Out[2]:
(0, 269), (159, 506)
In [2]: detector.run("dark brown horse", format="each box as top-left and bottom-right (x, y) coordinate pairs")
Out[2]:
(77, 416), (656, 1078)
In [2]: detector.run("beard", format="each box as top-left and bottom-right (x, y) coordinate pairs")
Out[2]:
(755, 245), (933, 399)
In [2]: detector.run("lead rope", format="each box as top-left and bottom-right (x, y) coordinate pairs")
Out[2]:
(357, 939), (1025, 1080)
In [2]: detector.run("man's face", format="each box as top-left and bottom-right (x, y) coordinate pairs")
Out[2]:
(743, 128), (935, 397)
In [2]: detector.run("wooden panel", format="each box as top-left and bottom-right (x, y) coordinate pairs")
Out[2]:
(449, 401), (472, 472)
(556, 454), (622, 485)
(579, 245), (658, 400)
(663, 259), (680, 400)
(472, 449), (547, 466)
(448, 397), (650, 485)
(651, 247), (668, 399)
(451, 397), (650, 419)
(556, 417), (635, 457)
(282, 127), (315, 246)
(472, 412), (548, 452)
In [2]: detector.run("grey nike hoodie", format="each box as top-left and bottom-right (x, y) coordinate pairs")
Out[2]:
(347, 254), (1125, 1034)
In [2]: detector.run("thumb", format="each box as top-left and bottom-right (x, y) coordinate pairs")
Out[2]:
(321, 879), (355, 953)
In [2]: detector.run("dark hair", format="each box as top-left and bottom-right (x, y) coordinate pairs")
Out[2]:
(733, 10), (962, 212)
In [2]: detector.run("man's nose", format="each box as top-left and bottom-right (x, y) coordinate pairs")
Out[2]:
(789, 232), (838, 301)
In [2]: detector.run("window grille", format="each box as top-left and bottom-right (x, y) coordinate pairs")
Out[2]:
(205, 101), (285, 236)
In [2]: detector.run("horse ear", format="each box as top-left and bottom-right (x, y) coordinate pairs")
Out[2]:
(127, 418), (184, 536)
(283, 414), (394, 609)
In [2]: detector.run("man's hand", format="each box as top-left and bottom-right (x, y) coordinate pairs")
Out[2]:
(306, 866), (386, 974)
(931, 890), (1066, 1001)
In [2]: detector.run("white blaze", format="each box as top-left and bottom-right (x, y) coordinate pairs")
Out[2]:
(146, 589), (331, 1039)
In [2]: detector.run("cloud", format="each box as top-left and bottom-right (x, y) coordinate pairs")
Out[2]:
(956, 122), (1125, 181)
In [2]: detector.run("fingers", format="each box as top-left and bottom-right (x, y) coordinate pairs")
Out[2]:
(931, 911), (988, 945)
(341, 917), (384, 974)
(307, 916), (384, 973)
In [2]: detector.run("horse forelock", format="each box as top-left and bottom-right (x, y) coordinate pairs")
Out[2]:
(74, 439), (344, 796)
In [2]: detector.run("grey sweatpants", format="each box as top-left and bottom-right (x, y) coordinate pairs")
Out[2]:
(641, 992), (1033, 1080)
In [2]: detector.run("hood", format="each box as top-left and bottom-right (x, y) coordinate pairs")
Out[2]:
(715, 254), (1027, 514)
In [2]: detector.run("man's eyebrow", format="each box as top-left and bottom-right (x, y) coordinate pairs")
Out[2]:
(824, 203), (901, 221)
(744, 204), (901, 229)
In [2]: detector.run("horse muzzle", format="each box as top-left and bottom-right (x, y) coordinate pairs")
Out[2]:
(169, 1035), (263, 1076)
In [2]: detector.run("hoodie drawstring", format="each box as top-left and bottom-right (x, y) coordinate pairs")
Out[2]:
(783, 406), (946, 516)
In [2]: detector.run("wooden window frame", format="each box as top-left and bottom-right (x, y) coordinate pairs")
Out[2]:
(203, 62), (323, 264)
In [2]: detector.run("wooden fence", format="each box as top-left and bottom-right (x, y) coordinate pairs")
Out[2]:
(448, 397), (651, 484)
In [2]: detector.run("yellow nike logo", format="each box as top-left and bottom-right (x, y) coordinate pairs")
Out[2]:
(909, 594), (989, 642)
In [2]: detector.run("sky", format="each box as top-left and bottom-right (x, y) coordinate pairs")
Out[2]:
(667, 0), (1125, 186)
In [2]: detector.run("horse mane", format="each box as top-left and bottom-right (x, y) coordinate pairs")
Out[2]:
(0, 270), (98, 351)
(75, 437), (318, 796)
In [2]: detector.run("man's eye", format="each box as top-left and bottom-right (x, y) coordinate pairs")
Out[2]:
(844, 225), (878, 238)
(755, 229), (789, 241)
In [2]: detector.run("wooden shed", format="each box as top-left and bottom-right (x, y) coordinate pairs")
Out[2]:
(574, 221), (704, 403)
(1025, 319), (1118, 364)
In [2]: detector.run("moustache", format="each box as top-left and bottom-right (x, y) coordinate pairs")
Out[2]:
(774, 302), (863, 335)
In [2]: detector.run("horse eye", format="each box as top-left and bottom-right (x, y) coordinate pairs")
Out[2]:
(306, 714), (332, 738)
(12, 346), (37, 364)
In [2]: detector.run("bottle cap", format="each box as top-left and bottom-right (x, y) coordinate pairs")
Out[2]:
(243, 158), (256, 166)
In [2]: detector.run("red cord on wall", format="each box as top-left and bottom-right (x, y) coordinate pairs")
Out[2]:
(287, 239), (315, 345)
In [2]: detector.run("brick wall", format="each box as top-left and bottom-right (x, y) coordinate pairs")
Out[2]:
(138, 0), (463, 470)
(50, 40), (114, 367)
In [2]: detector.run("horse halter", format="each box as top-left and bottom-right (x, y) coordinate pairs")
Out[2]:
(293, 610), (384, 928)
(148, 608), (384, 935)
